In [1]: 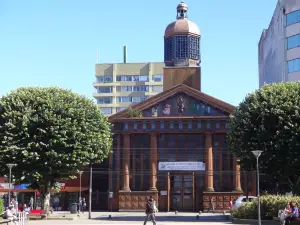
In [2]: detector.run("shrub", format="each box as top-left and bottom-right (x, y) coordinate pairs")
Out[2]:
(231, 195), (300, 220)
(0, 198), (4, 213)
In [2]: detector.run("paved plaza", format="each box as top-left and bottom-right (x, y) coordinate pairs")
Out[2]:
(27, 212), (234, 225)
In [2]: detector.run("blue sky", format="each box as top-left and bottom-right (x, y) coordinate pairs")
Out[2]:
(0, 0), (277, 106)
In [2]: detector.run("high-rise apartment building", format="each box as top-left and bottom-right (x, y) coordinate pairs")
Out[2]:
(93, 49), (164, 115)
(259, 0), (300, 87)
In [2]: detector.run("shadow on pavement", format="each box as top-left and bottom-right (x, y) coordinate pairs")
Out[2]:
(93, 215), (231, 223)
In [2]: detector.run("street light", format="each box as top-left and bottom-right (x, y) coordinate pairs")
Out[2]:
(79, 171), (83, 213)
(252, 150), (263, 225)
(6, 163), (17, 206)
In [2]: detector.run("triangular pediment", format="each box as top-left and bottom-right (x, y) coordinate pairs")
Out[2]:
(109, 84), (235, 121)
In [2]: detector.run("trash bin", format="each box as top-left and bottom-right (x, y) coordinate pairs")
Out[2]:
(69, 202), (78, 214)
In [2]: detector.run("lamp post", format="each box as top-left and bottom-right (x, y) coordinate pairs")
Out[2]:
(251, 150), (263, 225)
(6, 163), (16, 206)
(79, 171), (83, 212)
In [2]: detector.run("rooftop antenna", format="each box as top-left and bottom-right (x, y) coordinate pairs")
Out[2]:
(123, 46), (127, 63)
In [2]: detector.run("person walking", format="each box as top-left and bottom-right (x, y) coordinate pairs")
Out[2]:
(143, 196), (156, 225)
(28, 196), (34, 209)
(207, 197), (215, 213)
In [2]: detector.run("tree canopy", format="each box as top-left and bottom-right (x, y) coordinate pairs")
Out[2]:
(0, 87), (112, 205)
(227, 82), (300, 194)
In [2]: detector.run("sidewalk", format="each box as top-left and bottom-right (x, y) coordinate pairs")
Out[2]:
(50, 211), (230, 222)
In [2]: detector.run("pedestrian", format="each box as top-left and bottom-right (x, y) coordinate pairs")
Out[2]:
(143, 196), (156, 225)
(207, 197), (215, 213)
(78, 197), (82, 213)
(28, 196), (34, 209)
(82, 198), (86, 212)
(285, 202), (298, 225)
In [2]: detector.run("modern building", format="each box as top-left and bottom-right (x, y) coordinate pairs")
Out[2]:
(107, 1), (256, 212)
(93, 47), (164, 116)
(259, 0), (300, 87)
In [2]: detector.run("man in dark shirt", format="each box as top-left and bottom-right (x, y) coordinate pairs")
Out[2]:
(144, 196), (156, 225)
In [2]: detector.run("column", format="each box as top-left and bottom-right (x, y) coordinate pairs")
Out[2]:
(116, 135), (121, 190)
(122, 134), (131, 191)
(149, 133), (158, 191)
(233, 157), (242, 191)
(205, 133), (214, 191)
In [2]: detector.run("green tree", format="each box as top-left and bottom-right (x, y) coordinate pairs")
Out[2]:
(227, 82), (300, 194)
(0, 87), (112, 209)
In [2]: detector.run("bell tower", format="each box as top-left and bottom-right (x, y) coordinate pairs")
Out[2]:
(163, 1), (201, 91)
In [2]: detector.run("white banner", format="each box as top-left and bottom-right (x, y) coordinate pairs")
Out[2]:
(158, 161), (205, 171)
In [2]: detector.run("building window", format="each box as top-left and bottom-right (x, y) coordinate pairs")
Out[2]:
(97, 86), (112, 93)
(97, 97), (112, 104)
(152, 85), (163, 93)
(175, 36), (188, 59)
(288, 58), (300, 73)
(96, 76), (113, 83)
(117, 86), (132, 92)
(100, 107), (112, 115)
(287, 10), (300, 26)
(189, 36), (200, 60)
(152, 75), (163, 82)
(132, 96), (148, 103)
(116, 107), (127, 113)
(116, 75), (132, 81)
(116, 96), (131, 103)
(287, 34), (300, 49)
(133, 86), (149, 92)
(134, 75), (149, 82)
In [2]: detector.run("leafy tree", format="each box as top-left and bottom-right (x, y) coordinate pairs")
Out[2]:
(0, 87), (112, 209)
(227, 82), (300, 194)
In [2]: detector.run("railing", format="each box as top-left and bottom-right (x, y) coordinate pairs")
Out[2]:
(0, 212), (28, 225)
(18, 212), (27, 225)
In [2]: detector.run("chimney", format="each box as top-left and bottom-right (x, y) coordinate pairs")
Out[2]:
(123, 46), (127, 63)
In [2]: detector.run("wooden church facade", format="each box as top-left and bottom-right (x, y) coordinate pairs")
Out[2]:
(105, 1), (257, 211)
(108, 85), (257, 211)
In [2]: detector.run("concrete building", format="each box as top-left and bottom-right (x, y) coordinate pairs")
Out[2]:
(93, 47), (164, 116)
(259, 0), (300, 87)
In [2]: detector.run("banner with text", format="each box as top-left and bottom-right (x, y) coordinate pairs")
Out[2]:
(158, 161), (205, 171)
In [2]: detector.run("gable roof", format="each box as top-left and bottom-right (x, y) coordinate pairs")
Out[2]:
(108, 84), (235, 121)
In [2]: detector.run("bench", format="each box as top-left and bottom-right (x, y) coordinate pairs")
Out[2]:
(28, 210), (48, 220)
(0, 220), (12, 225)
(274, 217), (300, 225)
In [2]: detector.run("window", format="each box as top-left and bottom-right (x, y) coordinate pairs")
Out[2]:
(100, 107), (112, 115)
(96, 76), (113, 83)
(117, 86), (132, 92)
(116, 96), (131, 102)
(152, 75), (163, 82)
(175, 36), (188, 58)
(97, 86), (112, 93)
(152, 85), (163, 93)
(132, 96), (148, 103)
(97, 97), (112, 104)
(116, 107), (127, 113)
(287, 10), (300, 26)
(133, 86), (149, 92)
(288, 58), (300, 73)
(287, 34), (300, 49)
(133, 76), (149, 82)
(116, 75), (132, 82)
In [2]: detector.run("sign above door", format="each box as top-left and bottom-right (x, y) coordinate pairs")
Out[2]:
(158, 161), (205, 171)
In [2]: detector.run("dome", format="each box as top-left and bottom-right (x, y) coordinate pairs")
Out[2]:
(164, 18), (200, 38)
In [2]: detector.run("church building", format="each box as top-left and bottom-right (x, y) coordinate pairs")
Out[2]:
(108, 1), (256, 211)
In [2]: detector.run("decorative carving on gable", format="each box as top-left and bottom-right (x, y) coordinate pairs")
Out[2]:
(142, 93), (227, 117)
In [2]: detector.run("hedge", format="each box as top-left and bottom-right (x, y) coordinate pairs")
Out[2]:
(231, 195), (300, 220)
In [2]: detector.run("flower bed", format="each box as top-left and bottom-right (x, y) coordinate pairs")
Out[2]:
(231, 195), (300, 220)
